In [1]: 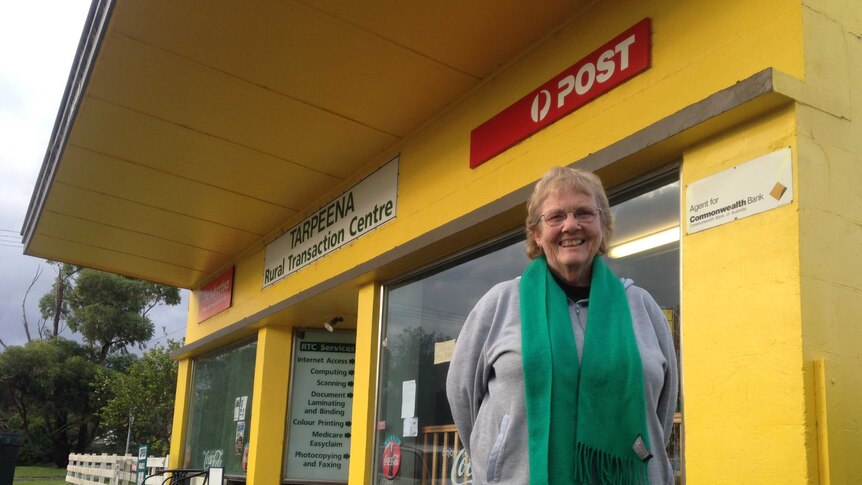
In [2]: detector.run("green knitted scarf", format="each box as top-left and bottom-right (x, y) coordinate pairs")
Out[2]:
(520, 256), (650, 484)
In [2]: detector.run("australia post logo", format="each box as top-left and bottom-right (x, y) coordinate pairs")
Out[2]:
(470, 18), (651, 168)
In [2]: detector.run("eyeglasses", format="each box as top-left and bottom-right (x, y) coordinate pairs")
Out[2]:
(538, 207), (601, 226)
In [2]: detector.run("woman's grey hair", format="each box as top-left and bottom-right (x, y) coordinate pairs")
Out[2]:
(525, 166), (614, 259)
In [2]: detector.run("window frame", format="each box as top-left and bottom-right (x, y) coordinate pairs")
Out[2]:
(183, 337), (258, 481)
(370, 164), (683, 484)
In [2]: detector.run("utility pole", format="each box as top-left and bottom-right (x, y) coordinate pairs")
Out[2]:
(125, 413), (134, 455)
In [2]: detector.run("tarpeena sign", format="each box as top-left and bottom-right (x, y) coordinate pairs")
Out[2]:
(264, 158), (398, 288)
(470, 18), (652, 168)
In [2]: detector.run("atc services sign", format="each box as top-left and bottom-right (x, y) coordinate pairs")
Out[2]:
(470, 18), (652, 168)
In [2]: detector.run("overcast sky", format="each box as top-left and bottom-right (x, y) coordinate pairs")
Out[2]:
(0, 0), (189, 350)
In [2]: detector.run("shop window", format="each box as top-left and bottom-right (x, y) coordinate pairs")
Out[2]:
(374, 239), (529, 484)
(372, 176), (682, 484)
(606, 178), (683, 484)
(184, 339), (257, 480)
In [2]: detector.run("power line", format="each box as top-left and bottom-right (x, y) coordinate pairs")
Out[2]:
(148, 325), (187, 347)
(157, 325), (186, 338)
(0, 230), (24, 248)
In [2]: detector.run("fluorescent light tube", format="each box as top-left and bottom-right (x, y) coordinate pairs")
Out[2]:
(608, 226), (680, 259)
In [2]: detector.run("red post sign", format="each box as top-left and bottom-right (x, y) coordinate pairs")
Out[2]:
(197, 266), (234, 322)
(470, 18), (652, 168)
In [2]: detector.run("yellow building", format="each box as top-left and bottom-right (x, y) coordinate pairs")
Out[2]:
(24, 0), (860, 483)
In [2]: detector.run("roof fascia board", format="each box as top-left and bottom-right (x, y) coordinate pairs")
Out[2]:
(21, 0), (116, 248)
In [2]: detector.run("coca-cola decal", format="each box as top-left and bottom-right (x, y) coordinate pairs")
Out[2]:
(451, 448), (473, 484)
(381, 435), (402, 479)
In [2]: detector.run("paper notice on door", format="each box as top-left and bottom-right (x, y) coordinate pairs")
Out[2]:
(403, 417), (419, 437)
(434, 339), (456, 364)
(401, 380), (416, 418)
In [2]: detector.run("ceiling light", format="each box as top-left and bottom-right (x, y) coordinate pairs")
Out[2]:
(608, 226), (680, 259)
(324, 316), (344, 332)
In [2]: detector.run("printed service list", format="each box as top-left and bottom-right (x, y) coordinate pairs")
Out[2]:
(284, 330), (356, 482)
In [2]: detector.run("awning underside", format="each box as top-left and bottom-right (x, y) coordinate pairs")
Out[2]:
(24, 0), (583, 288)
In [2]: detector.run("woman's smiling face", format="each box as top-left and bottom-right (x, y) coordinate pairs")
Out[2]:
(531, 189), (604, 286)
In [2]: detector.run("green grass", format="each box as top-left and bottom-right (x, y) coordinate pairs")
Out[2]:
(15, 481), (66, 485)
(13, 465), (67, 480)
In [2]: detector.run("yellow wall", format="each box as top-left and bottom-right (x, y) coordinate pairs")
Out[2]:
(796, 1), (862, 483)
(183, 0), (804, 345)
(169, 0), (849, 483)
(681, 106), (808, 484)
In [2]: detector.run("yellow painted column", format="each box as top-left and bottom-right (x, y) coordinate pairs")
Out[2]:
(681, 107), (809, 483)
(246, 326), (293, 484)
(793, 4), (862, 478)
(168, 358), (192, 468)
(348, 282), (382, 485)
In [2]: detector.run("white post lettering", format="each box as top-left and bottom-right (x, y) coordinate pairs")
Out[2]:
(596, 48), (616, 83)
(575, 62), (596, 95)
(615, 34), (636, 70)
(557, 75), (575, 108)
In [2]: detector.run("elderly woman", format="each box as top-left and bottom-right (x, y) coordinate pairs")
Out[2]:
(447, 167), (678, 485)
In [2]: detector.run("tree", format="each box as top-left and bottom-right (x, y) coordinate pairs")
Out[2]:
(37, 263), (80, 339)
(0, 338), (103, 466)
(1, 265), (182, 466)
(96, 341), (180, 456)
(1, 262), (79, 351)
(63, 269), (180, 365)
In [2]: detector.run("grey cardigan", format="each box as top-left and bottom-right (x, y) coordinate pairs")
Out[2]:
(446, 277), (678, 484)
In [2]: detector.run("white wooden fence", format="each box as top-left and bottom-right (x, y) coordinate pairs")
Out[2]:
(66, 453), (169, 485)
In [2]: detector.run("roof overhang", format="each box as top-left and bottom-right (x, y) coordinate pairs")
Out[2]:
(22, 0), (586, 289)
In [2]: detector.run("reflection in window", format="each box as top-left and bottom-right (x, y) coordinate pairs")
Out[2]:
(184, 340), (257, 478)
(606, 181), (680, 308)
(606, 180), (683, 484)
(373, 177), (683, 484)
(374, 241), (529, 484)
